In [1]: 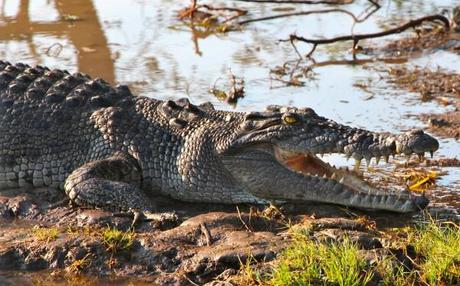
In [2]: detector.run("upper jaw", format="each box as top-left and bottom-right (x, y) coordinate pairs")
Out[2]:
(287, 129), (439, 171)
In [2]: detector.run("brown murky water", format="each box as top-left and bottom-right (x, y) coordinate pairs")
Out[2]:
(0, 0), (459, 283)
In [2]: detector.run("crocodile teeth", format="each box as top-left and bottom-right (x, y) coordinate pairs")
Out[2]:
(365, 158), (371, 167)
(354, 159), (361, 172)
(396, 142), (402, 153)
(417, 153), (425, 161)
(405, 154), (411, 162)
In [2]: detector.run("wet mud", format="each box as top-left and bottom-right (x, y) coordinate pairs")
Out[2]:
(383, 65), (460, 139)
(0, 187), (435, 285)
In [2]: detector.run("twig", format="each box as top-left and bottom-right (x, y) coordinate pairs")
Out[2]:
(45, 43), (63, 57)
(234, 0), (353, 4)
(281, 14), (450, 57)
(238, 8), (373, 26)
(350, 0), (381, 32)
(236, 206), (252, 232)
(182, 274), (200, 286)
(290, 37), (303, 59)
(178, 0), (198, 20)
(199, 223), (213, 246)
(201, 4), (247, 14)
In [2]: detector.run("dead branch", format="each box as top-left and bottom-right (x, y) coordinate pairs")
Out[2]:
(238, 7), (375, 26)
(200, 4), (247, 15)
(236, 206), (252, 232)
(199, 223), (213, 246)
(281, 14), (450, 57)
(209, 70), (245, 104)
(178, 0), (247, 27)
(178, 0), (197, 19)
(234, 0), (353, 5)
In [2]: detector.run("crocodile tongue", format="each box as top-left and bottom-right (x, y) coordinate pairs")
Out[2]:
(274, 147), (392, 197)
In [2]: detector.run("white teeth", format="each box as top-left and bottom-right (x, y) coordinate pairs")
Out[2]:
(339, 178), (344, 183)
(396, 142), (402, 153)
(354, 159), (361, 172)
(375, 156), (381, 165)
(417, 153), (425, 161)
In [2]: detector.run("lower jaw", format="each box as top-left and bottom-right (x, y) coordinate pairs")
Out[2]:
(273, 147), (410, 199)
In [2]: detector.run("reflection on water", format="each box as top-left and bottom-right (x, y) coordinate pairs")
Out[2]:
(0, 270), (156, 286)
(0, 0), (114, 82)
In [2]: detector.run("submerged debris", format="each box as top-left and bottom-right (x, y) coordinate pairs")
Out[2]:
(178, 0), (247, 33)
(209, 70), (245, 104)
(269, 60), (317, 88)
(400, 170), (439, 192)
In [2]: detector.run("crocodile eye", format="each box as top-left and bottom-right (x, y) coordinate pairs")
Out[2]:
(282, 114), (298, 125)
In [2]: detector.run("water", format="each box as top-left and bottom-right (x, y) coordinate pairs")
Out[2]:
(0, 0), (459, 283)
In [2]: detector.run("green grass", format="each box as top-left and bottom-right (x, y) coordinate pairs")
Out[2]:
(408, 221), (460, 285)
(238, 218), (460, 286)
(31, 226), (60, 243)
(101, 227), (135, 254)
(270, 235), (373, 286)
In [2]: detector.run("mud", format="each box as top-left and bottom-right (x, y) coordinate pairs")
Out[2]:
(383, 66), (460, 139)
(367, 28), (460, 58)
(0, 187), (434, 285)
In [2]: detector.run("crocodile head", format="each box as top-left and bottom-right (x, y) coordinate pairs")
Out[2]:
(221, 105), (439, 213)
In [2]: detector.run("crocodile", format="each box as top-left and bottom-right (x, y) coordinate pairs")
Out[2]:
(0, 61), (439, 217)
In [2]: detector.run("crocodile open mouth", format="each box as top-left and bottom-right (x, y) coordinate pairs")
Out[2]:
(274, 146), (404, 197)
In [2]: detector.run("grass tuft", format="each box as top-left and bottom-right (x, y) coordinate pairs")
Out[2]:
(101, 227), (135, 254)
(31, 226), (60, 243)
(67, 254), (91, 273)
(270, 234), (373, 286)
(408, 220), (460, 285)
(237, 218), (460, 286)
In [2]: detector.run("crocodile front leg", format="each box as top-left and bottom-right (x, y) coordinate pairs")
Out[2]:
(64, 152), (176, 225)
(64, 152), (146, 210)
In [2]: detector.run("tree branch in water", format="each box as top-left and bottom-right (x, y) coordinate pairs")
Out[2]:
(280, 14), (450, 57)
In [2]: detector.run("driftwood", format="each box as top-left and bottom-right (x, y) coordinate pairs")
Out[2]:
(234, 0), (354, 5)
(281, 14), (450, 57)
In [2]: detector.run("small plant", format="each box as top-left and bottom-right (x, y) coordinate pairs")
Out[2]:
(270, 231), (373, 286)
(408, 220), (460, 285)
(237, 255), (265, 285)
(67, 253), (91, 273)
(101, 227), (135, 254)
(31, 225), (59, 243)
